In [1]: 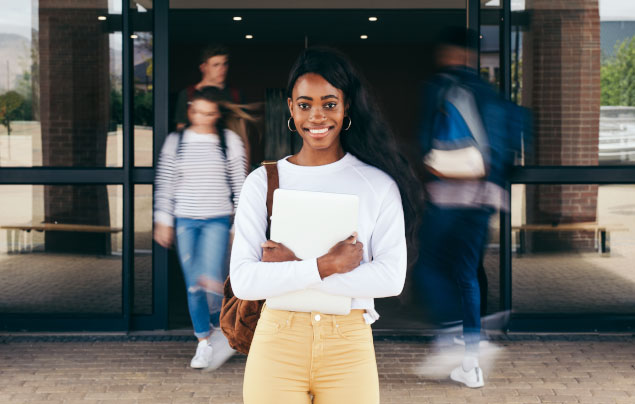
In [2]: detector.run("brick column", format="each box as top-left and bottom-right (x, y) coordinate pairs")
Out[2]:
(523, 0), (601, 251)
(38, 0), (112, 253)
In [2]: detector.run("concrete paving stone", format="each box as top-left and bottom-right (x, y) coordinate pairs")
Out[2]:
(8, 392), (48, 401)
(69, 385), (109, 393)
(62, 401), (100, 404)
(538, 395), (581, 403)
(465, 397), (511, 404)
(46, 392), (86, 400)
(577, 398), (618, 404)
(136, 399), (173, 404)
(554, 388), (594, 397)
(105, 384), (143, 393)
(1, 336), (634, 403)
(496, 396), (542, 403)
(590, 389), (630, 397)
(430, 397), (467, 403)
(481, 388), (524, 397)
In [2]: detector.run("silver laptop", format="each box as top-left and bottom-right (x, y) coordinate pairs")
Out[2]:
(265, 189), (359, 315)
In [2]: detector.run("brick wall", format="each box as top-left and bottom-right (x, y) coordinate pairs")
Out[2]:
(523, 0), (601, 251)
(39, 1), (110, 167)
(38, 1), (112, 253)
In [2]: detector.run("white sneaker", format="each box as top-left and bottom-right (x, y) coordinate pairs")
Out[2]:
(190, 339), (214, 369)
(450, 364), (485, 388)
(453, 335), (489, 347)
(204, 329), (236, 371)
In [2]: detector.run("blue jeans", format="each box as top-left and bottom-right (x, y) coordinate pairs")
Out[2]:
(414, 204), (491, 353)
(175, 216), (230, 339)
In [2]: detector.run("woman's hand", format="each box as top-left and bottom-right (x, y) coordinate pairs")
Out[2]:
(317, 233), (363, 279)
(153, 223), (174, 248)
(261, 240), (300, 263)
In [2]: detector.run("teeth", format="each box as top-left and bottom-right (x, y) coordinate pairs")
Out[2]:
(309, 128), (329, 134)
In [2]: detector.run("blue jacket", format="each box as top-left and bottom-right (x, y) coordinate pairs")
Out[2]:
(418, 66), (530, 190)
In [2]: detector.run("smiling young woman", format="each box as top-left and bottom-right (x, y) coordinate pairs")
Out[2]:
(229, 47), (422, 404)
(286, 72), (347, 166)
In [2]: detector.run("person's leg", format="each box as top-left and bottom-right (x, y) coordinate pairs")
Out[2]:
(477, 254), (488, 316)
(414, 204), (463, 326)
(175, 218), (211, 340)
(193, 216), (230, 320)
(311, 311), (379, 404)
(447, 208), (491, 388)
(449, 209), (490, 354)
(243, 307), (312, 404)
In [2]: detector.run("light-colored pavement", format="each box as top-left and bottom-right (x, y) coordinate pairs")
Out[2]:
(0, 335), (634, 404)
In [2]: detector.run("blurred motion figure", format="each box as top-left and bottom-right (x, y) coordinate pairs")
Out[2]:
(415, 26), (528, 388)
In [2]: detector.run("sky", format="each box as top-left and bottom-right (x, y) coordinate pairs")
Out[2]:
(0, 0), (121, 37)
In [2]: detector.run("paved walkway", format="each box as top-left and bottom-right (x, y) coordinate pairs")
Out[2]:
(1, 335), (634, 404)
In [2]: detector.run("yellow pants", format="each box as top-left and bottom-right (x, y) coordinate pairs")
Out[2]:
(243, 306), (380, 404)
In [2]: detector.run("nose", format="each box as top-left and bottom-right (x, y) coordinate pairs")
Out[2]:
(309, 108), (326, 122)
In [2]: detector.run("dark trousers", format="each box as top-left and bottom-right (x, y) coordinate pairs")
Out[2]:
(414, 203), (492, 353)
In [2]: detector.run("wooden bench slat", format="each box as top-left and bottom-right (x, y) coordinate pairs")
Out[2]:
(0, 223), (122, 233)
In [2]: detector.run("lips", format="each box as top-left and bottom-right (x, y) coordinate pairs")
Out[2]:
(304, 126), (332, 139)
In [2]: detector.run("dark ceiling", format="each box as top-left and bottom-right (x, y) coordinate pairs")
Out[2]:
(169, 9), (466, 45)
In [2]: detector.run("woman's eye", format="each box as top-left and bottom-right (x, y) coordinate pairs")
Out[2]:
(324, 102), (337, 109)
(298, 103), (310, 110)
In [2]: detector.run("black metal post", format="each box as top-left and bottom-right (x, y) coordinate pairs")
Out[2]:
(122, 0), (134, 331)
(467, 0), (480, 70)
(500, 0), (512, 100)
(500, 0), (513, 314)
(152, 0), (169, 330)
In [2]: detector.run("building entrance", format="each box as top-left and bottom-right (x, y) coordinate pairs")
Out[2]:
(166, 4), (469, 332)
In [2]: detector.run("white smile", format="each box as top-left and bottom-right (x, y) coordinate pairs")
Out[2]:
(308, 127), (329, 134)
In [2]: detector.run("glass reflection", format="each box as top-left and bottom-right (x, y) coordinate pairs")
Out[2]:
(511, 0), (635, 166)
(133, 1), (153, 167)
(0, 185), (123, 314)
(512, 184), (635, 313)
(134, 184), (153, 315)
(0, 1), (122, 167)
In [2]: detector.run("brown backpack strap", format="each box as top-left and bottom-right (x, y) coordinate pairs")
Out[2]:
(262, 161), (279, 239)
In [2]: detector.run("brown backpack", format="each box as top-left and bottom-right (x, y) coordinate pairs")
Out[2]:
(220, 161), (279, 355)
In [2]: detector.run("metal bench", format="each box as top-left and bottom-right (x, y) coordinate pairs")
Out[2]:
(512, 222), (627, 256)
(1, 223), (122, 254)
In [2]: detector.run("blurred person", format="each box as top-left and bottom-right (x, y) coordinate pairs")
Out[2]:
(154, 87), (247, 370)
(174, 44), (241, 131)
(415, 26), (526, 388)
(174, 45), (262, 170)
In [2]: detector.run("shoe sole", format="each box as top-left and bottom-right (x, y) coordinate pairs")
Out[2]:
(453, 337), (490, 347)
(450, 368), (484, 388)
(203, 349), (236, 372)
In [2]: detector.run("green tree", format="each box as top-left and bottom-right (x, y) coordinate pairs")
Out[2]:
(601, 35), (635, 106)
(0, 91), (25, 136)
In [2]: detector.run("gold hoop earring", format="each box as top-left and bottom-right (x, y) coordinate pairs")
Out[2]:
(343, 116), (352, 131)
(287, 117), (297, 132)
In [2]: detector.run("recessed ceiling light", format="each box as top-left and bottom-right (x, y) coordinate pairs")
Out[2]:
(233, 16), (242, 21)
(360, 35), (368, 39)
(368, 17), (378, 22)
(130, 34), (138, 39)
(245, 35), (254, 39)
(98, 16), (107, 21)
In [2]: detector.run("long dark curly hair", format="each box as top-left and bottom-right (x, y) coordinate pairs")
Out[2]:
(286, 47), (423, 266)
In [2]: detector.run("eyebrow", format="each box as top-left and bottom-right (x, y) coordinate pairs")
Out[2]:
(296, 95), (340, 101)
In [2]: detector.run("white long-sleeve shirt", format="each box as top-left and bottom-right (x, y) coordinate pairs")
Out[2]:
(229, 153), (407, 324)
(154, 129), (246, 226)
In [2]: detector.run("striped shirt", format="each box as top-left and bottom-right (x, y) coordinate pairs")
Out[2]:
(154, 129), (247, 227)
